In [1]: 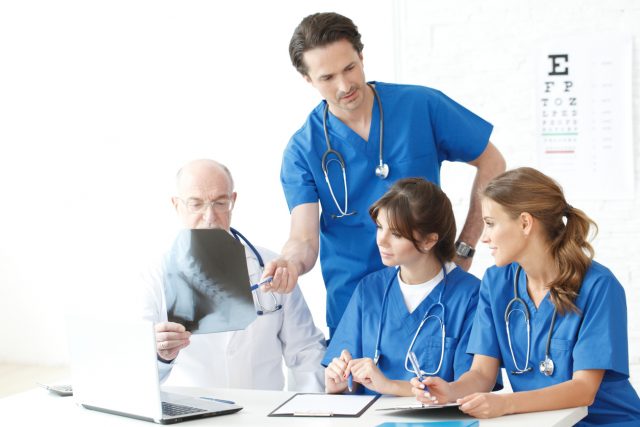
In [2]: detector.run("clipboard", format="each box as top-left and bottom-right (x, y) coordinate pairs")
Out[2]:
(376, 402), (460, 411)
(268, 393), (380, 417)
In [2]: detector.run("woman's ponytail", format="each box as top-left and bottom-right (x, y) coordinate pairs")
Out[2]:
(483, 168), (597, 314)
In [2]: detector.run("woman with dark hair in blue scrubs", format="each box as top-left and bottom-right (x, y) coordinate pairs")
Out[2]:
(411, 167), (640, 425)
(323, 178), (482, 396)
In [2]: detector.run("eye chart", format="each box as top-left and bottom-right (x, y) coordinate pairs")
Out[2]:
(535, 34), (632, 199)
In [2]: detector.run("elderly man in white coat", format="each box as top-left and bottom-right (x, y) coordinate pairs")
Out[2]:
(140, 159), (326, 391)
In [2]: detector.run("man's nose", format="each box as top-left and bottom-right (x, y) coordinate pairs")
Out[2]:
(336, 75), (352, 95)
(202, 204), (218, 226)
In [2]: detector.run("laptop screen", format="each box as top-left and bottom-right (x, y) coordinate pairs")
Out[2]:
(66, 315), (241, 423)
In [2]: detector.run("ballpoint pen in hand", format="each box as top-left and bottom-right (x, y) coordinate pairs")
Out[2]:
(408, 351), (427, 382)
(347, 373), (353, 392)
(250, 276), (273, 291)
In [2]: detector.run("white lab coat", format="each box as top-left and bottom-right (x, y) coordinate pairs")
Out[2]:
(139, 241), (326, 392)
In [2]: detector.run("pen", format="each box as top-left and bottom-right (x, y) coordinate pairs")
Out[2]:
(347, 373), (353, 392)
(250, 276), (273, 291)
(199, 396), (236, 405)
(408, 351), (427, 382)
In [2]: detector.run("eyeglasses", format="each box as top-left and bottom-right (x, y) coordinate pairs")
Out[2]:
(178, 197), (234, 214)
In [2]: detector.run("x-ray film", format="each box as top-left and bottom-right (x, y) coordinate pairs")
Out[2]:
(163, 229), (257, 334)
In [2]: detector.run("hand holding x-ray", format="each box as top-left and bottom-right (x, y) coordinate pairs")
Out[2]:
(154, 321), (191, 361)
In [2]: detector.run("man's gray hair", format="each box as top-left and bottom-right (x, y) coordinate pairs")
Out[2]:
(175, 159), (235, 191)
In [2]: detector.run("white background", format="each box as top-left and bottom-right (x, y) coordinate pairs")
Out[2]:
(1, 0), (638, 387)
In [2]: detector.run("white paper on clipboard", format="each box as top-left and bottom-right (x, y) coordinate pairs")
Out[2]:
(269, 393), (379, 417)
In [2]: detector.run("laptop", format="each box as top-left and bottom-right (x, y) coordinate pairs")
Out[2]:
(67, 315), (242, 424)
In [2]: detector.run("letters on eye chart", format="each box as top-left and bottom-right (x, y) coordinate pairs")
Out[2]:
(534, 34), (633, 199)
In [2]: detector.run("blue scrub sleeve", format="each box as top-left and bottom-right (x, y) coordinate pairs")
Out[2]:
(280, 140), (319, 212)
(467, 272), (502, 360)
(572, 274), (630, 378)
(430, 89), (493, 163)
(452, 285), (479, 380)
(322, 281), (364, 367)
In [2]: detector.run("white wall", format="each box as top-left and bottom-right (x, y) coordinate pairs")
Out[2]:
(0, 0), (396, 363)
(393, 0), (640, 385)
(0, 0), (638, 389)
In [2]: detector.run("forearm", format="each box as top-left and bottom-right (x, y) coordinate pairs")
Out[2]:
(283, 304), (326, 392)
(280, 203), (320, 276)
(383, 380), (414, 397)
(281, 237), (318, 276)
(449, 369), (496, 400)
(457, 178), (484, 246)
(503, 377), (598, 415)
(460, 142), (506, 246)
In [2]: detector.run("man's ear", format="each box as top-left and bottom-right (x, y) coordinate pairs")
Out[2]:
(171, 196), (180, 212)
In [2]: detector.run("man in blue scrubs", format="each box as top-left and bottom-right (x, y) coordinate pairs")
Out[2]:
(263, 12), (506, 336)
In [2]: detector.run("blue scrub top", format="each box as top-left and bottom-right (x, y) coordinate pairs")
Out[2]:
(323, 265), (481, 395)
(468, 262), (640, 426)
(281, 82), (493, 330)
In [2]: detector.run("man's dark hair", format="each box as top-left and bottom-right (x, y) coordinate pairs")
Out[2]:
(289, 12), (364, 76)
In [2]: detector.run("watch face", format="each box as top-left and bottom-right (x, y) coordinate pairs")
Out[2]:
(456, 242), (474, 258)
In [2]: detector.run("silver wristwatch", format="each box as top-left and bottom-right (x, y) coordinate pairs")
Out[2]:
(455, 241), (475, 258)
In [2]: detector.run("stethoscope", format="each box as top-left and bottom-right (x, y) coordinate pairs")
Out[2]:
(230, 227), (282, 316)
(505, 266), (557, 376)
(322, 83), (389, 219)
(373, 265), (447, 377)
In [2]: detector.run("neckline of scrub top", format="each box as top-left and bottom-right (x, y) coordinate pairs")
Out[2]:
(388, 272), (447, 333)
(515, 264), (553, 319)
(322, 88), (381, 158)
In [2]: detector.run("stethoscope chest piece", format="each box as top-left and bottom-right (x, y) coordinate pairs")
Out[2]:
(375, 163), (389, 179)
(506, 266), (558, 377)
(539, 356), (554, 376)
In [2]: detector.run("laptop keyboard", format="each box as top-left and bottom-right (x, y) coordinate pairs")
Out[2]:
(161, 401), (206, 416)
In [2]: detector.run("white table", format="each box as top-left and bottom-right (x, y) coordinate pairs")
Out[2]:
(0, 386), (586, 426)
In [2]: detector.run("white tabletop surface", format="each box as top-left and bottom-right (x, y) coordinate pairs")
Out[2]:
(0, 385), (586, 427)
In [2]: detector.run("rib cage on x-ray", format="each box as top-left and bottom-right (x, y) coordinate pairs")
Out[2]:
(163, 229), (257, 334)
